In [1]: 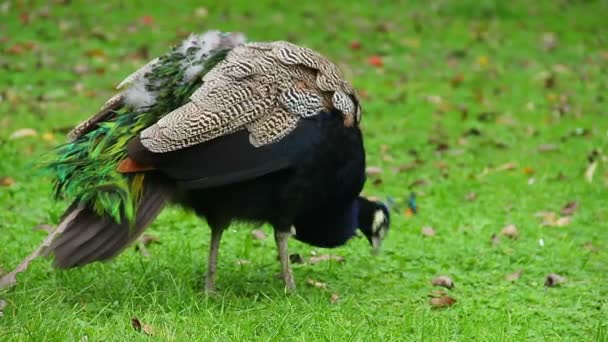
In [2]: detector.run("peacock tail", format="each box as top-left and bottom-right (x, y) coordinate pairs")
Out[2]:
(45, 33), (237, 224)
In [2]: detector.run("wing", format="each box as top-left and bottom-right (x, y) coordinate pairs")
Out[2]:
(67, 31), (246, 141)
(138, 41), (361, 153)
(123, 113), (333, 189)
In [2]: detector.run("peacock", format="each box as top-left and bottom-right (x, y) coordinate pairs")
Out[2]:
(36, 30), (390, 292)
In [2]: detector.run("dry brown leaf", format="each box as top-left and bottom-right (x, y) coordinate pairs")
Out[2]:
(365, 166), (383, 176)
(9, 128), (37, 140)
(32, 224), (54, 233)
(308, 254), (345, 264)
(131, 317), (142, 331)
(538, 144), (558, 152)
(330, 293), (340, 304)
(431, 276), (454, 289)
(505, 269), (523, 282)
(585, 161), (597, 183)
(421, 226), (436, 237)
(306, 278), (327, 289)
(522, 167), (535, 175)
(235, 259), (250, 266)
(554, 216), (572, 227)
(194, 7), (208, 18)
(537, 212), (571, 227)
(560, 201), (578, 216)
(501, 224), (519, 239)
(41, 132), (55, 142)
(395, 161), (420, 173)
(139, 234), (160, 247)
(409, 178), (429, 188)
(583, 242), (599, 253)
(541, 32), (558, 51)
(495, 162), (517, 172)
(0, 176), (15, 187)
(142, 324), (154, 336)
(465, 192), (477, 201)
(251, 229), (267, 240)
(545, 273), (566, 287)
(429, 295), (457, 308)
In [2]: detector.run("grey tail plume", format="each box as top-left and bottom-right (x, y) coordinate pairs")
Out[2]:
(50, 173), (174, 268)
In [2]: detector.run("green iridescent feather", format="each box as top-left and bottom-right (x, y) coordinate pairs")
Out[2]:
(45, 46), (229, 224)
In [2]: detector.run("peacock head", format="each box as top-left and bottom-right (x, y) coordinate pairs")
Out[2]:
(357, 197), (391, 254)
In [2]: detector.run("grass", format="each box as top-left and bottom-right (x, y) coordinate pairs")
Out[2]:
(1, 0), (607, 340)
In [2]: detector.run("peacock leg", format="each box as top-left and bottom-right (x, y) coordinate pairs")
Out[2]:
(205, 227), (224, 293)
(274, 229), (296, 290)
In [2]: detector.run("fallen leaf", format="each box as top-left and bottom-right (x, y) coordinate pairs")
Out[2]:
(139, 234), (160, 247)
(541, 32), (558, 51)
(84, 49), (106, 58)
(544, 73), (556, 89)
(365, 166), (383, 176)
(583, 242), (599, 253)
(308, 254), (345, 264)
(429, 295), (456, 308)
(131, 317), (142, 331)
(554, 216), (571, 227)
(235, 259), (250, 265)
(32, 224), (54, 233)
(194, 7), (208, 18)
(522, 167), (535, 175)
(289, 253), (303, 264)
(431, 276), (454, 289)
(9, 128), (37, 139)
(403, 208), (414, 217)
(395, 161), (420, 173)
(139, 15), (155, 26)
(465, 192), (477, 201)
(306, 278), (327, 289)
(505, 269), (523, 282)
(408, 178), (429, 189)
(537, 211), (572, 227)
(251, 229), (267, 240)
(450, 74), (464, 88)
(538, 144), (558, 152)
(0, 176), (15, 187)
(560, 201), (578, 216)
(349, 41), (362, 50)
(142, 324), (154, 336)
(421, 226), (436, 237)
(495, 162), (517, 172)
(330, 293), (340, 304)
(501, 224), (519, 239)
(545, 273), (566, 287)
(585, 161), (597, 183)
(41, 132), (55, 142)
(367, 55), (383, 67)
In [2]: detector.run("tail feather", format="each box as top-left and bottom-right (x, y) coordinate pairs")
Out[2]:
(51, 173), (174, 268)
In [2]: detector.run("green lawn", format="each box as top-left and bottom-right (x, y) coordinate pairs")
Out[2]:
(1, 0), (607, 340)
